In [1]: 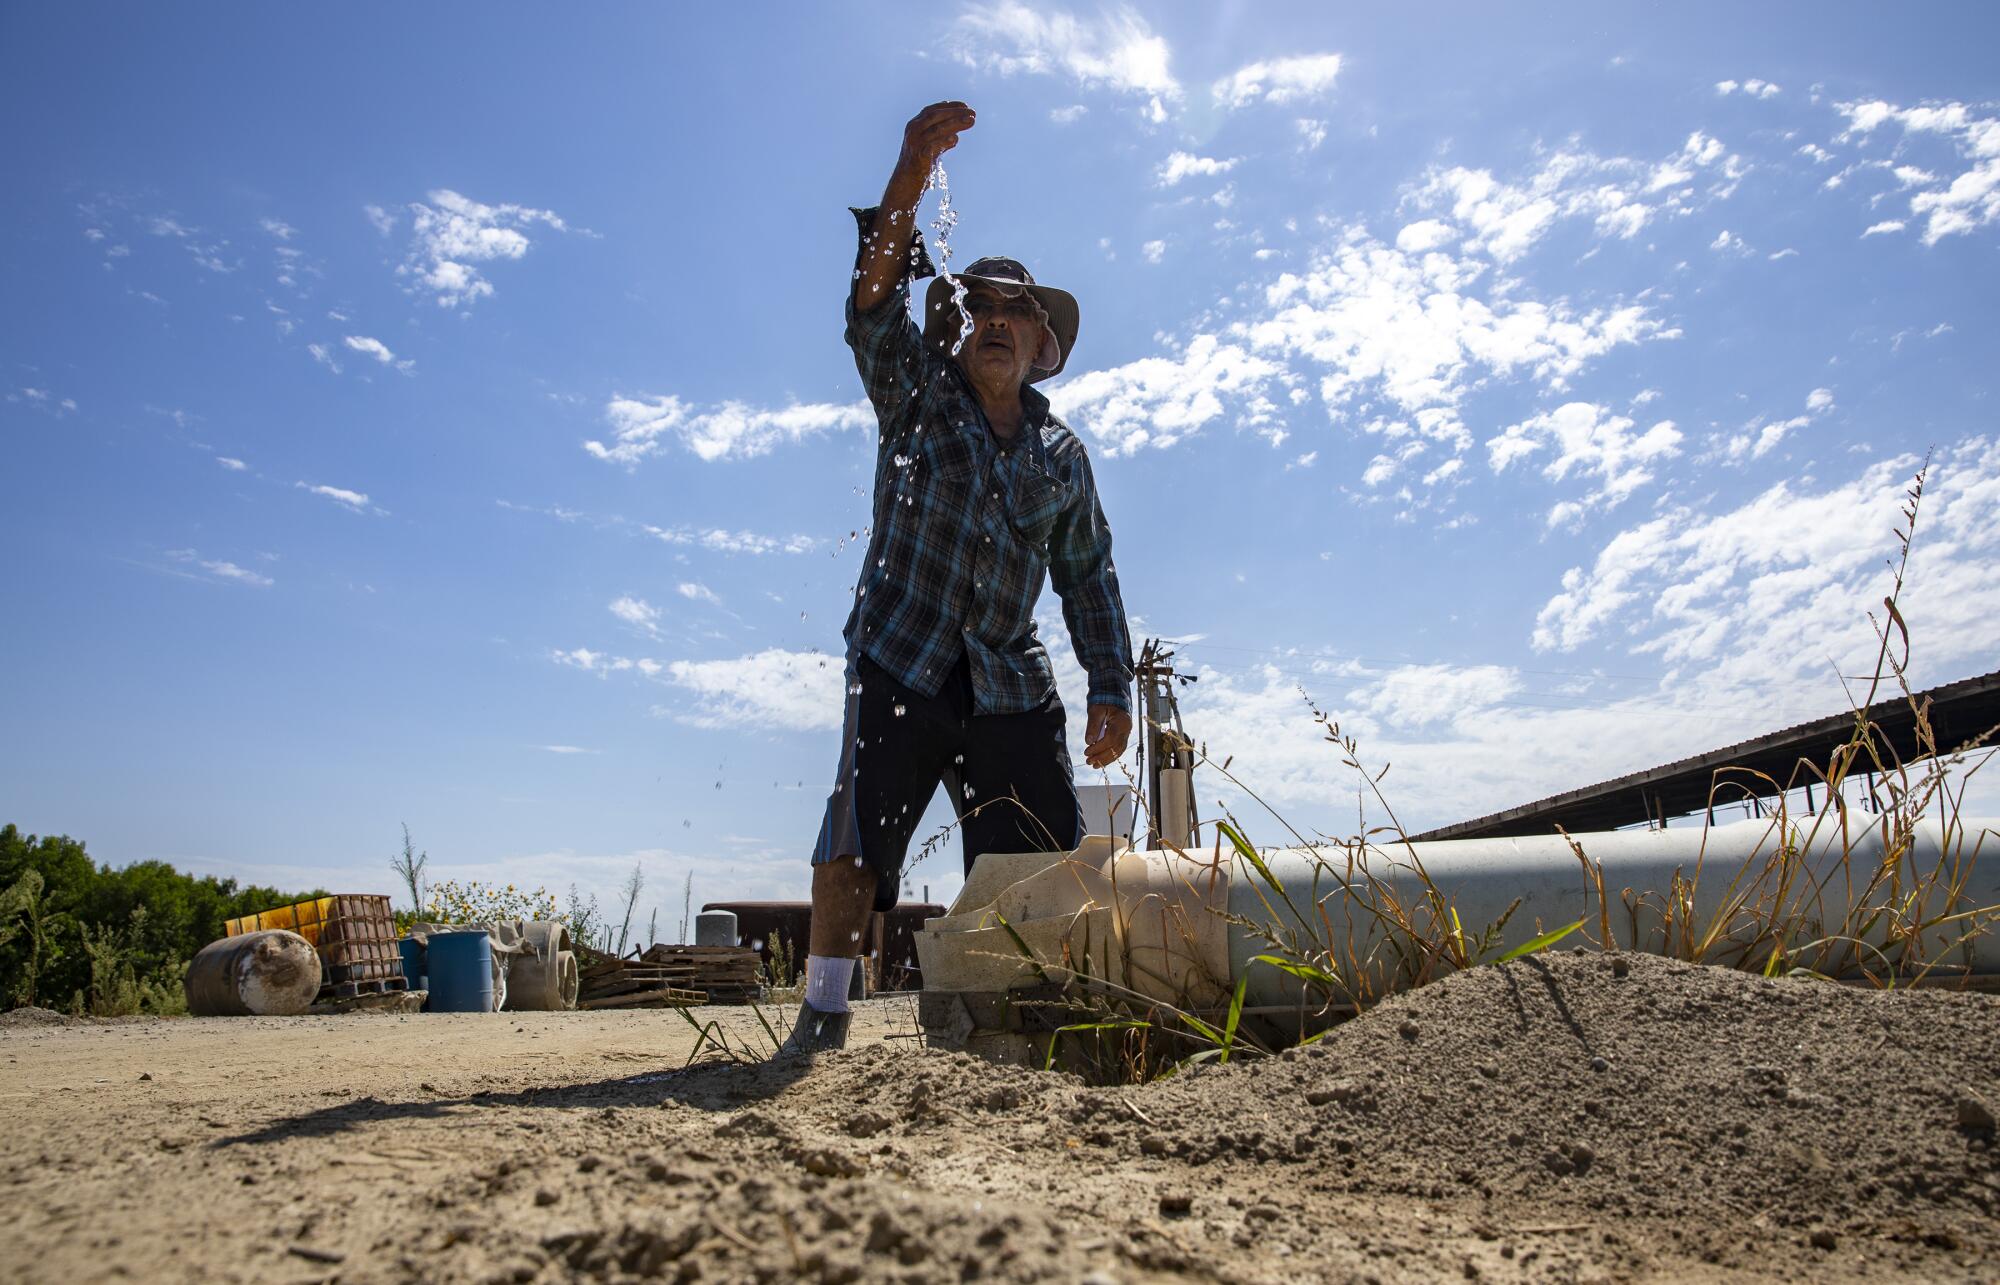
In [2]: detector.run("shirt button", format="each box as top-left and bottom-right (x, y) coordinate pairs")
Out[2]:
(984, 535), (991, 543)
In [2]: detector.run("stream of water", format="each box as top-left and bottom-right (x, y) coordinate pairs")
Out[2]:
(928, 160), (975, 356)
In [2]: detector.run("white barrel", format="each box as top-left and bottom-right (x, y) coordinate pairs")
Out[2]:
(184, 930), (322, 1016)
(694, 911), (738, 948)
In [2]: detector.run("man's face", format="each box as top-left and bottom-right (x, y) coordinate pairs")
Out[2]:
(955, 283), (1046, 389)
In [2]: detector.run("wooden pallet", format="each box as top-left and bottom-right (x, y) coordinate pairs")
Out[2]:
(578, 985), (706, 1010)
(319, 975), (409, 1000)
(579, 943), (763, 1006)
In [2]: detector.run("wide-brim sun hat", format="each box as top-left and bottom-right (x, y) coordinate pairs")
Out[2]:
(922, 256), (1079, 382)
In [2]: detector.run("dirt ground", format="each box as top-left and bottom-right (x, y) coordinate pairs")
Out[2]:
(2, 954), (1996, 1284)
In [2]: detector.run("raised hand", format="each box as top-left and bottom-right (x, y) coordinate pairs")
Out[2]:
(896, 101), (977, 184)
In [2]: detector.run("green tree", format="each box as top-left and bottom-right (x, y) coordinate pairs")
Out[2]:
(0, 823), (316, 1014)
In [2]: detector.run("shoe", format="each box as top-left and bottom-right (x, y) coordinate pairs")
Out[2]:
(775, 999), (851, 1060)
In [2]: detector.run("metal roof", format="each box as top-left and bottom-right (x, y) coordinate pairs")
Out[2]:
(1408, 669), (2000, 842)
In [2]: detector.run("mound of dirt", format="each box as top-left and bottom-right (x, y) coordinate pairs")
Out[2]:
(0, 1006), (79, 1028)
(1120, 951), (2000, 1267)
(427, 955), (1996, 1281)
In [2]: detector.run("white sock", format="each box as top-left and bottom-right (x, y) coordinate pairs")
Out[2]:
(803, 955), (854, 1014)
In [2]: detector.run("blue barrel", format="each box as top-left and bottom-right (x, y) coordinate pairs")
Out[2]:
(398, 938), (426, 986)
(425, 930), (494, 1013)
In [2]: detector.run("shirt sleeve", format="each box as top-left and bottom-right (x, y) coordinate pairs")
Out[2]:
(1048, 446), (1135, 714)
(843, 206), (938, 457)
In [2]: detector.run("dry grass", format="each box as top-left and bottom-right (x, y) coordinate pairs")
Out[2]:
(1010, 459), (1999, 1083)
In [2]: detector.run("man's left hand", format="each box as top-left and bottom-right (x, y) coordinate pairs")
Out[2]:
(1083, 704), (1134, 769)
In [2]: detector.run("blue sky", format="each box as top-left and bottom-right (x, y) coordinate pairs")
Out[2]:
(5, 3), (1998, 924)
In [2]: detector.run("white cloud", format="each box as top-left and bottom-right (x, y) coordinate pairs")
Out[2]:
(1837, 98), (2000, 243)
(343, 335), (400, 365)
(295, 481), (372, 512)
(677, 582), (721, 606)
(1393, 219), (1455, 252)
(1486, 401), (1683, 521)
(1234, 226), (1670, 465)
(1048, 333), (1285, 456)
(364, 204), (397, 236)
(1645, 130), (1740, 195)
(1048, 104), (1087, 125)
(1356, 663), (1519, 727)
(1409, 136), (1735, 264)
(538, 745), (596, 755)
(1767, 247), (1799, 260)
(1212, 53), (1342, 108)
(260, 217), (296, 240)
(551, 647), (636, 678)
(165, 548), (274, 588)
(1140, 239), (1165, 264)
(1716, 78), (1780, 99)
(587, 395), (871, 466)
(1718, 386), (1836, 462)
(951, 2), (1179, 118)
(1533, 437), (2000, 678)
(202, 559), (274, 587)
(307, 343), (341, 374)
(609, 595), (662, 637)
(650, 527), (820, 556)
(1862, 219), (1906, 237)
(1156, 151), (1238, 186)
(217, 457), (247, 471)
(10, 387), (77, 417)
(400, 189), (572, 308)
(662, 648), (846, 731)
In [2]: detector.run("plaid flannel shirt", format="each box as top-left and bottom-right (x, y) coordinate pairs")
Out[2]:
(841, 206), (1134, 716)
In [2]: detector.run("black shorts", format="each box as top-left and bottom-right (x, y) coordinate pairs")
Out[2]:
(810, 652), (1083, 912)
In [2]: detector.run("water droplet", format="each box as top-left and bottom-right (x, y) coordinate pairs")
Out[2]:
(954, 754), (964, 764)
(893, 704), (907, 717)
(963, 783), (976, 799)
(853, 855), (865, 867)
(850, 930), (862, 941)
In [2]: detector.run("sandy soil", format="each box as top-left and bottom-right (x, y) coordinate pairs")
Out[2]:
(2, 955), (1995, 1283)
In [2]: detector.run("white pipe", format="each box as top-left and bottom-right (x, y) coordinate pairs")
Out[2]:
(1226, 816), (1999, 1008)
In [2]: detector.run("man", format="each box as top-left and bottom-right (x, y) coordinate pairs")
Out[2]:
(779, 102), (1135, 1056)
